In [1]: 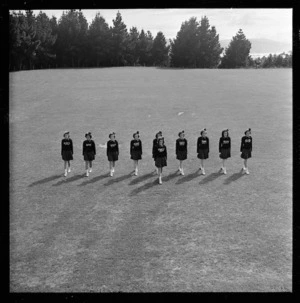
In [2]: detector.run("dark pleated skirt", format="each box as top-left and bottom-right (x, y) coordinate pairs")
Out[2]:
(219, 148), (231, 159)
(241, 149), (252, 159)
(108, 151), (118, 162)
(83, 152), (95, 161)
(62, 150), (73, 161)
(176, 150), (187, 160)
(155, 157), (167, 168)
(131, 151), (142, 160)
(197, 149), (209, 159)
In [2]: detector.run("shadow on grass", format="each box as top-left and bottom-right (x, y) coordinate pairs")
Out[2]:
(128, 172), (155, 185)
(223, 170), (246, 185)
(28, 174), (62, 187)
(175, 170), (201, 184)
(78, 173), (109, 186)
(52, 174), (85, 186)
(199, 172), (223, 185)
(129, 179), (158, 196)
(103, 173), (133, 186)
(163, 171), (181, 182)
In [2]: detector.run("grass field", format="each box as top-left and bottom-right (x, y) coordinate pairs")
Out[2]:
(9, 67), (292, 292)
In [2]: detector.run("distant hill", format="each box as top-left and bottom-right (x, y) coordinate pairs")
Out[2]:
(220, 38), (292, 55)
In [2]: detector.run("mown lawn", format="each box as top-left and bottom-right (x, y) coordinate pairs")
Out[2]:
(9, 67), (292, 292)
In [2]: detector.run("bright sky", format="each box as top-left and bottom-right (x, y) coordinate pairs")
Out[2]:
(23, 8), (292, 44)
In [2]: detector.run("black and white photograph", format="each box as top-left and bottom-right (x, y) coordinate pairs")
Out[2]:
(7, 1), (294, 295)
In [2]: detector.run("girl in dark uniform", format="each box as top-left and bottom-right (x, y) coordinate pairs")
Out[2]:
(154, 137), (167, 184)
(130, 131), (142, 176)
(152, 131), (162, 175)
(107, 132), (119, 177)
(61, 131), (73, 177)
(219, 129), (231, 174)
(82, 132), (96, 177)
(240, 128), (252, 174)
(197, 128), (209, 175)
(176, 130), (187, 175)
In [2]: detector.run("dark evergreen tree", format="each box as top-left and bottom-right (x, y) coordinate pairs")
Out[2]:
(138, 29), (151, 66)
(151, 31), (169, 66)
(170, 17), (199, 67)
(170, 16), (222, 68)
(88, 12), (111, 67)
(219, 29), (251, 68)
(206, 26), (223, 67)
(111, 11), (128, 66)
(9, 11), (40, 70)
(55, 10), (88, 67)
(34, 12), (57, 69)
(125, 26), (140, 65)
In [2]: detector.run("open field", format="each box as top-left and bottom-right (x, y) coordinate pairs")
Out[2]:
(9, 67), (292, 292)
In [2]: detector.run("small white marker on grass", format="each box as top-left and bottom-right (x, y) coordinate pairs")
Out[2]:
(178, 112), (184, 116)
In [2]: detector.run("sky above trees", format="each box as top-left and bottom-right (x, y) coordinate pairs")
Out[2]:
(17, 8), (292, 44)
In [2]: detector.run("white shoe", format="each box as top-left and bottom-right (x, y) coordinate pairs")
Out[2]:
(202, 169), (205, 175)
(68, 167), (71, 173)
(112, 167), (115, 173)
(246, 168), (249, 175)
(86, 171), (89, 177)
(223, 168), (227, 175)
(178, 167), (182, 172)
(89, 168), (92, 173)
(64, 170), (67, 177)
(159, 177), (162, 184)
(181, 169), (184, 175)
(110, 170), (114, 177)
(135, 170), (138, 176)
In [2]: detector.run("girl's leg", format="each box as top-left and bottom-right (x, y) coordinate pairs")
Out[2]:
(89, 161), (92, 172)
(135, 160), (138, 175)
(180, 160), (184, 175)
(158, 167), (162, 184)
(112, 161), (115, 172)
(85, 161), (89, 176)
(244, 159), (249, 174)
(201, 159), (205, 175)
(67, 161), (71, 172)
(64, 161), (68, 176)
(109, 162), (113, 176)
(223, 159), (227, 174)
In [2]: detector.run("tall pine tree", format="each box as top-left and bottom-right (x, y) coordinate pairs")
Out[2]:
(151, 31), (169, 66)
(88, 12), (111, 67)
(111, 11), (128, 66)
(220, 29), (251, 68)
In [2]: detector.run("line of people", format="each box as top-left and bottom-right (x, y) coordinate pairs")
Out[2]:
(61, 128), (253, 184)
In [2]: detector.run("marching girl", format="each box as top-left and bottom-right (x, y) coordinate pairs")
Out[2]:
(152, 131), (163, 174)
(176, 130), (187, 175)
(219, 129), (231, 174)
(154, 137), (167, 184)
(61, 131), (73, 177)
(82, 132), (96, 177)
(240, 128), (252, 174)
(107, 132), (119, 177)
(130, 131), (142, 176)
(197, 128), (209, 175)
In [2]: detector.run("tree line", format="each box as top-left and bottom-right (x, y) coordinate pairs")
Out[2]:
(9, 10), (292, 71)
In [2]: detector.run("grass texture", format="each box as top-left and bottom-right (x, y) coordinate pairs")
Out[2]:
(9, 67), (292, 292)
